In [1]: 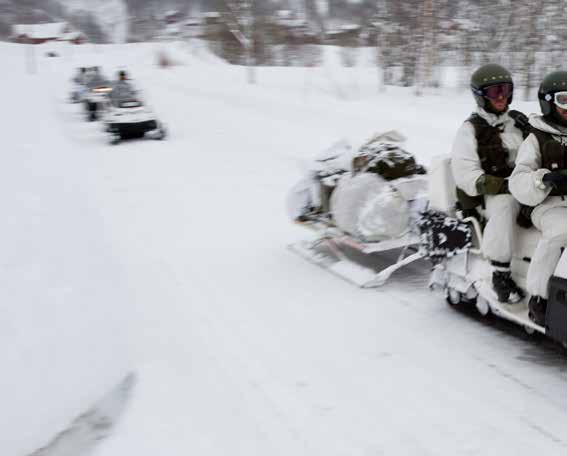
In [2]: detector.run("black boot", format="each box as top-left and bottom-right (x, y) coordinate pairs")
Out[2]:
(492, 268), (524, 303)
(528, 296), (547, 326)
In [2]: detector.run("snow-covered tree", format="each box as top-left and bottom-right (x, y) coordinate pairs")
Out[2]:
(222, 0), (257, 83)
(414, 0), (437, 94)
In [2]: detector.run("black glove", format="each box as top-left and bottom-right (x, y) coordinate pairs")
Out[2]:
(542, 171), (567, 187)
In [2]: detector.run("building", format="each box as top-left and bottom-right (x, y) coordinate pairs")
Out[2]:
(164, 10), (184, 25)
(201, 12), (223, 26)
(183, 18), (203, 39)
(12, 22), (87, 45)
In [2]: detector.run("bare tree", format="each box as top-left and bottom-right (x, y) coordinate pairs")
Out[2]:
(304, 0), (326, 41)
(222, 0), (256, 83)
(373, 0), (402, 90)
(514, 0), (543, 100)
(414, 0), (435, 95)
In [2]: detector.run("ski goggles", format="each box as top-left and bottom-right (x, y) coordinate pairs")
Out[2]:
(481, 82), (513, 100)
(553, 91), (567, 109)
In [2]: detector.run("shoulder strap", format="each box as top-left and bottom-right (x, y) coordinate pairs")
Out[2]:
(530, 128), (553, 155)
(467, 113), (489, 131)
(466, 113), (503, 143)
(466, 114), (487, 160)
(508, 110), (531, 139)
(532, 127), (566, 172)
(466, 113), (506, 167)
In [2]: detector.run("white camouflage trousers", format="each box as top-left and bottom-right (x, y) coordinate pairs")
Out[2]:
(482, 194), (520, 264)
(528, 205), (567, 299)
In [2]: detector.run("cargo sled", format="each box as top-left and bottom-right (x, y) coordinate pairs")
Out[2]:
(288, 131), (428, 287)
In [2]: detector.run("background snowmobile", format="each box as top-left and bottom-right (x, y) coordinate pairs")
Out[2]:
(287, 131), (428, 287)
(70, 83), (85, 104)
(70, 68), (88, 104)
(103, 85), (166, 145)
(83, 67), (112, 121)
(421, 156), (567, 347)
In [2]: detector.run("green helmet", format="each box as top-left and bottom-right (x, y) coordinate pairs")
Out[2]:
(538, 70), (567, 116)
(470, 63), (513, 109)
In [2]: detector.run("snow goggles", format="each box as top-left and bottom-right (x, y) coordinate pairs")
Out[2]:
(553, 91), (567, 109)
(482, 82), (513, 100)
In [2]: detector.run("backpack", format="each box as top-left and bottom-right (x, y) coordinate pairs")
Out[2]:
(353, 134), (424, 180)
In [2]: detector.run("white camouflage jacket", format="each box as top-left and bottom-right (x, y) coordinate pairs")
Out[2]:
(451, 107), (524, 197)
(509, 115), (567, 207)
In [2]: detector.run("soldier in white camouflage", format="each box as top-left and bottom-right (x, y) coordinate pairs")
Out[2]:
(451, 64), (526, 304)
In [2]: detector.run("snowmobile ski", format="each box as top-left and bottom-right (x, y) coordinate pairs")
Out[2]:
(289, 219), (424, 288)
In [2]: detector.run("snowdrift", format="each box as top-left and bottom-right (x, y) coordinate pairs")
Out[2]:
(0, 42), (133, 455)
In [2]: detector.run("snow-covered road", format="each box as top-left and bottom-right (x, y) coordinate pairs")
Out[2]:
(4, 41), (567, 455)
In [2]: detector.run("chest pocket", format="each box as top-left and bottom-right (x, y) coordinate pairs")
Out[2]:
(469, 115), (512, 178)
(533, 129), (567, 195)
(542, 140), (566, 171)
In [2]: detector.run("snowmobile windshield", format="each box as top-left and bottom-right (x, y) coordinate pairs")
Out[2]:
(110, 82), (136, 100)
(87, 75), (110, 90)
(110, 85), (140, 107)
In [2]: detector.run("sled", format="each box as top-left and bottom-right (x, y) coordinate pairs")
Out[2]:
(289, 215), (424, 288)
(287, 131), (428, 288)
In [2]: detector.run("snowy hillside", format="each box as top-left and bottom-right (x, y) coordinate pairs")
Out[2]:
(60, 0), (128, 43)
(5, 40), (567, 455)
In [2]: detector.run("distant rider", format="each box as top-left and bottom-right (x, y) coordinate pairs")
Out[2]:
(85, 66), (108, 89)
(73, 67), (87, 85)
(110, 70), (137, 103)
(451, 64), (527, 304)
(510, 70), (567, 325)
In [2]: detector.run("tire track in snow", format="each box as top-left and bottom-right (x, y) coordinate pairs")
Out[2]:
(160, 259), (319, 456)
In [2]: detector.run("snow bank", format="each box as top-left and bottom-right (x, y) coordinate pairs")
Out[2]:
(0, 42), (132, 455)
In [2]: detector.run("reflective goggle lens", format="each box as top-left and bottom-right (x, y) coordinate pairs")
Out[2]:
(483, 83), (513, 100)
(554, 92), (567, 109)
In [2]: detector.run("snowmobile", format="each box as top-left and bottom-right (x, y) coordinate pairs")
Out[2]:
(83, 68), (113, 121)
(287, 131), (428, 287)
(70, 79), (88, 104)
(102, 89), (166, 145)
(70, 82), (85, 104)
(69, 67), (89, 104)
(421, 156), (567, 347)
